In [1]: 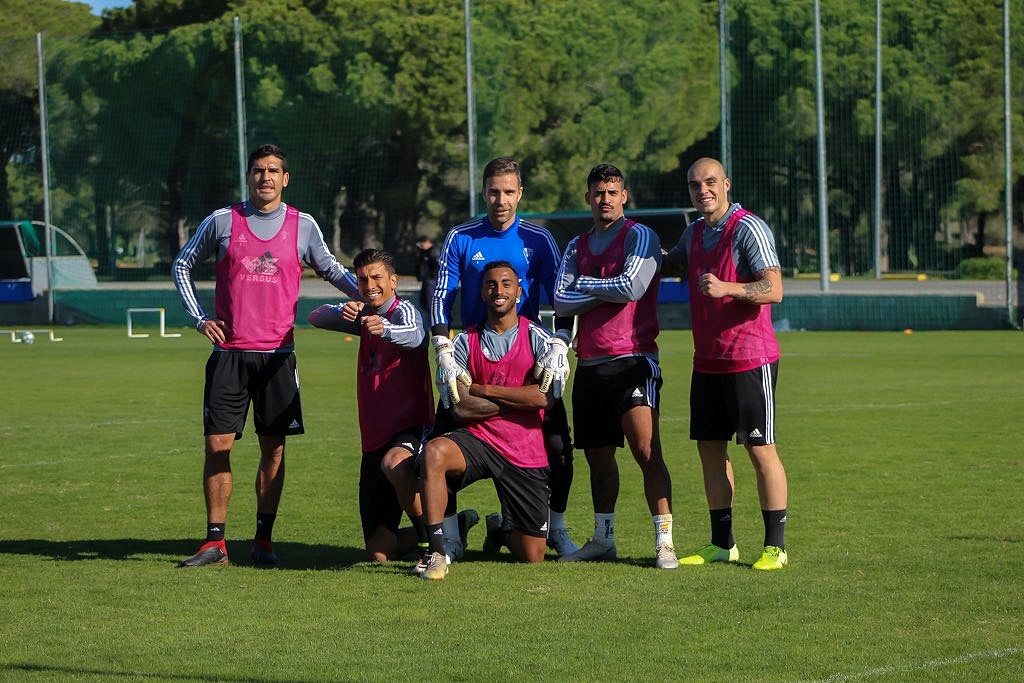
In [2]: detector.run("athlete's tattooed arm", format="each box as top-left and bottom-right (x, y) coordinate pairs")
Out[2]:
(736, 267), (783, 304)
(699, 266), (783, 304)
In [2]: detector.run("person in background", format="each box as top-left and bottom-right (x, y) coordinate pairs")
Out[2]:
(415, 235), (440, 314)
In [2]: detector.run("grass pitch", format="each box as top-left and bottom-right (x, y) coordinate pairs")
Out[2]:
(1, 326), (1022, 681)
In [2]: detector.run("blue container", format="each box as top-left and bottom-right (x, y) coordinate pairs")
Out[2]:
(658, 277), (689, 304)
(0, 280), (33, 302)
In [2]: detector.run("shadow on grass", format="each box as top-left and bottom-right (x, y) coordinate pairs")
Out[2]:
(2, 662), (315, 682)
(947, 534), (1022, 543)
(0, 538), (721, 572)
(0, 538), (368, 570)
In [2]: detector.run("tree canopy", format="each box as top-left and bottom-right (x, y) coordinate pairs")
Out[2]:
(1, 0), (1020, 275)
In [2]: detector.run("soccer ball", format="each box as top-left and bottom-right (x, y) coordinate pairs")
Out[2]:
(18, 330), (34, 344)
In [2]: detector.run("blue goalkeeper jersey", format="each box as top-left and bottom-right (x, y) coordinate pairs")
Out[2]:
(431, 215), (561, 330)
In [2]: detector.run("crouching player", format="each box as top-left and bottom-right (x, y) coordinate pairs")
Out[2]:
(308, 249), (435, 568)
(418, 261), (555, 580)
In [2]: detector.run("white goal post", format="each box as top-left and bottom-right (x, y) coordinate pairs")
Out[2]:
(126, 307), (182, 339)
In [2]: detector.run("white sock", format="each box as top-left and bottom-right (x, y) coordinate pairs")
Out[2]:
(594, 513), (615, 546)
(550, 510), (567, 531)
(653, 513), (674, 548)
(441, 515), (459, 544)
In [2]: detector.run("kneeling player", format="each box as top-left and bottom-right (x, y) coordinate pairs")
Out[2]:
(419, 261), (555, 580)
(308, 249), (435, 566)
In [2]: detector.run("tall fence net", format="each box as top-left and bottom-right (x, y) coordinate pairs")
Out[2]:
(1, 0), (1021, 287)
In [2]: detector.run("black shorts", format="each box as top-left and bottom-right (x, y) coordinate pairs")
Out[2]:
(433, 398), (572, 464)
(690, 361), (778, 446)
(572, 356), (662, 449)
(359, 428), (426, 541)
(443, 429), (550, 538)
(203, 351), (303, 439)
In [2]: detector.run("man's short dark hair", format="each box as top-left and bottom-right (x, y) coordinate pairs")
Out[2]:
(248, 144), (288, 173)
(481, 259), (519, 279)
(482, 157), (521, 186)
(587, 163), (625, 190)
(353, 248), (395, 274)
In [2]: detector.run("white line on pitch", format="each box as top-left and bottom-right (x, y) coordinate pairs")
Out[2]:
(807, 646), (1023, 682)
(789, 395), (1024, 413)
(1, 450), (188, 469)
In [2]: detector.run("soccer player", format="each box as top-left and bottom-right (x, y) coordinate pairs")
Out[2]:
(419, 261), (556, 580)
(553, 163), (678, 570)
(172, 143), (360, 567)
(307, 249), (435, 570)
(430, 157), (578, 558)
(662, 157), (789, 570)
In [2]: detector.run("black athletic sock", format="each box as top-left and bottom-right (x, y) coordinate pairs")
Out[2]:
(426, 522), (445, 555)
(206, 522), (225, 542)
(710, 507), (734, 549)
(255, 513), (276, 541)
(548, 447), (574, 514)
(762, 508), (787, 549)
(410, 514), (428, 544)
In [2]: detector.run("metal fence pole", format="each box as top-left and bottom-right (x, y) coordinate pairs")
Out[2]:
(234, 17), (247, 202)
(874, 0), (883, 279)
(36, 33), (54, 323)
(464, 0), (478, 218)
(718, 0), (731, 173)
(814, 0), (831, 291)
(1004, 0), (1016, 328)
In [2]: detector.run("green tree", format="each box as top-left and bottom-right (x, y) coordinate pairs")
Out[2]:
(0, 0), (97, 221)
(951, 0), (1024, 258)
(724, 0), (1023, 274)
(46, 21), (239, 267)
(472, 0), (719, 214)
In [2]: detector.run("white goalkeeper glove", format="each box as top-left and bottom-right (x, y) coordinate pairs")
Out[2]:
(533, 329), (571, 398)
(433, 335), (472, 408)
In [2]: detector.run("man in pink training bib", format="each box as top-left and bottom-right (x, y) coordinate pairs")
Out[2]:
(553, 163), (678, 570)
(663, 157), (789, 571)
(308, 249), (436, 573)
(418, 260), (557, 580)
(173, 144), (359, 568)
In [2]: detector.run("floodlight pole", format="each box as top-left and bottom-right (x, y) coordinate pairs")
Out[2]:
(464, 0), (478, 217)
(37, 33), (54, 324)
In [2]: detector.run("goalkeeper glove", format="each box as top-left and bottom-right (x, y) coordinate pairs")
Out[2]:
(533, 329), (571, 398)
(432, 335), (472, 408)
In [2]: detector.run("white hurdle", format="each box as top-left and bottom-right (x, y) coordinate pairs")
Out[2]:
(126, 307), (182, 339)
(1, 329), (64, 342)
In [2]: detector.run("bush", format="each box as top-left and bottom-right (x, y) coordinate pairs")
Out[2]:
(957, 256), (1015, 280)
